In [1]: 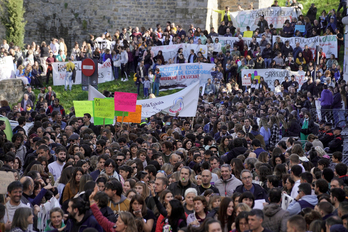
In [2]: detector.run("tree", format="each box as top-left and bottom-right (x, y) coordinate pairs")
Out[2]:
(1, 0), (26, 48)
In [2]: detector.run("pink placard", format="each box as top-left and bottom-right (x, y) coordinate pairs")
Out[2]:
(114, 92), (137, 112)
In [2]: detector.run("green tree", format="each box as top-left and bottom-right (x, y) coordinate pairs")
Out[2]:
(1, 0), (26, 48)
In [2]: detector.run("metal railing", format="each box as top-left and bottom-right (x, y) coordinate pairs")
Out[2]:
(309, 109), (348, 127)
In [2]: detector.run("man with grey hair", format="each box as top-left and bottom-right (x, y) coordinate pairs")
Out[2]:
(21, 93), (33, 110)
(235, 169), (268, 200)
(215, 164), (242, 196)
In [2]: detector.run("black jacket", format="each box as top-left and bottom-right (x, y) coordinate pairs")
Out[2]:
(222, 146), (248, 164)
(168, 180), (200, 197)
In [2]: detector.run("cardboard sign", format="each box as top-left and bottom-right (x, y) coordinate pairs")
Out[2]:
(73, 101), (94, 117)
(0, 171), (15, 194)
(242, 75), (252, 86)
(114, 92), (137, 112)
(117, 105), (142, 123)
(295, 25), (305, 33)
(94, 98), (114, 119)
(243, 31), (253, 38)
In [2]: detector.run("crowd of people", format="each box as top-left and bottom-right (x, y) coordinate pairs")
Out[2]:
(0, 1), (347, 232)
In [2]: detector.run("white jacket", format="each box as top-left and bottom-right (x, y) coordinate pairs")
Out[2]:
(120, 50), (128, 64)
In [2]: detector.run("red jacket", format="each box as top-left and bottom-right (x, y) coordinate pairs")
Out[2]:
(91, 203), (115, 232)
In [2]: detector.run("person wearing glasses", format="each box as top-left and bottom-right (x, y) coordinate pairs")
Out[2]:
(286, 183), (318, 216)
(234, 169), (268, 201)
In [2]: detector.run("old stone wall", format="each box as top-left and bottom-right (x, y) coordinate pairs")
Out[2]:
(19, 0), (271, 51)
(22, 0), (212, 51)
(0, 79), (24, 104)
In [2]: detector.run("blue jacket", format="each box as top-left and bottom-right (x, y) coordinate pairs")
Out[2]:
(287, 195), (318, 216)
(332, 92), (342, 109)
(319, 89), (333, 106)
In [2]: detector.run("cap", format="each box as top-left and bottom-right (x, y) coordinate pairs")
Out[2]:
(334, 126), (342, 131)
(69, 134), (79, 141)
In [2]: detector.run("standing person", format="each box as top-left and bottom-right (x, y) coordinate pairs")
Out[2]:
(65, 197), (103, 232)
(120, 47), (128, 81)
(48, 145), (67, 182)
(319, 85), (333, 122)
(215, 164), (242, 197)
(143, 76), (151, 98)
(4, 181), (31, 232)
(112, 50), (121, 80)
(213, 7), (231, 25)
(9, 207), (34, 232)
(136, 61), (146, 96)
(59, 57), (75, 91)
(45, 52), (55, 85)
(153, 68), (161, 97)
(247, 209), (273, 232)
(186, 196), (208, 227)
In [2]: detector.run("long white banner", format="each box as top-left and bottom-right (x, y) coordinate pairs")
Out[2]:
(52, 59), (113, 86)
(241, 68), (306, 91)
(137, 82), (199, 118)
(211, 36), (262, 48)
(230, 7), (300, 32)
(272, 35), (338, 58)
(158, 63), (215, 91)
(0, 56), (15, 80)
(152, 44), (208, 63)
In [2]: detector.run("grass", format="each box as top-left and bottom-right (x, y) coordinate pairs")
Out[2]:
(278, 0), (338, 17)
(33, 76), (180, 114)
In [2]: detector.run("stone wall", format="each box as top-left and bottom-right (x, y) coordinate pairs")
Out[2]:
(20, 0), (272, 51)
(22, 0), (212, 51)
(0, 79), (24, 105)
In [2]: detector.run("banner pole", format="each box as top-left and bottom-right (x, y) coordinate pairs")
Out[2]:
(121, 112), (125, 129)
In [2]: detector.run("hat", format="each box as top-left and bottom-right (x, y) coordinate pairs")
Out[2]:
(69, 134), (79, 141)
(334, 126), (342, 131)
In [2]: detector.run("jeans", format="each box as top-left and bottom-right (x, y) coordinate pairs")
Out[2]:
(264, 58), (272, 68)
(144, 88), (149, 97)
(65, 71), (73, 90)
(136, 83), (141, 95)
(144, 64), (151, 76)
(113, 66), (119, 80)
(338, 1), (347, 16)
(153, 82), (159, 96)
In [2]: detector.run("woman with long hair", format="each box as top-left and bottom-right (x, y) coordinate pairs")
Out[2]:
(232, 211), (250, 232)
(218, 197), (235, 232)
(62, 167), (83, 203)
(219, 136), (231, 155)
(10, 207), (34, 232)
(129, 194), (155, 232)
(268, 116), (280, 149)
(159, 199), (187, 232)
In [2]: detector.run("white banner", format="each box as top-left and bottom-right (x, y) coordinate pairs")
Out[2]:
(272, 35), (338, 58)
(53, 59), (113, 86)
(152, 44), (208, 63)
(158, 63), (215, 91)
(137, 82), (199, 118)
(230, 7), (300, 32)
(0, 56), (15, 80)
(211, 36), (262, 48)
(241, 68), (306, 91)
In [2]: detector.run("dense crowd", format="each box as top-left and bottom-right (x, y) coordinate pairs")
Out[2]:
(0, 1), (348, 232)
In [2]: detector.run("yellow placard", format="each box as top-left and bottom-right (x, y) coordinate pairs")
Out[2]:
(73, 101), (94, 117)
(94, 98), (114, 119)
(243, 31), (253, 38)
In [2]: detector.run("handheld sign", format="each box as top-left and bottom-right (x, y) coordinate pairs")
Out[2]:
(114, 92), (137, 112)
(117, 105), (142, 123)
(243, 31), (253, 38)
(295, 25), (305, 33)
(94, 98), (114, 119)
(73, 101), (94, 117)
(0, 171), (15, 194)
